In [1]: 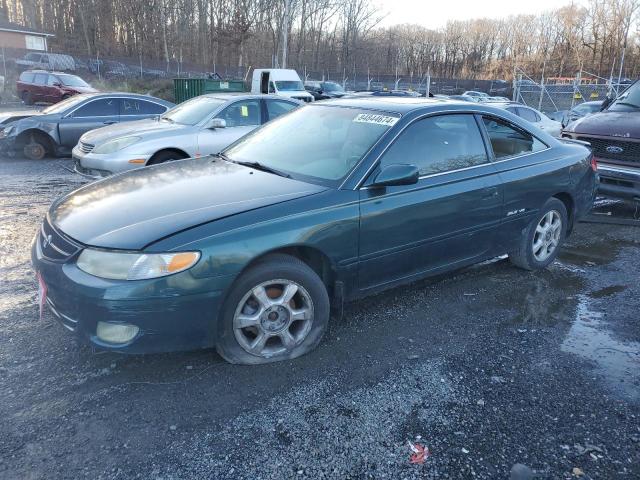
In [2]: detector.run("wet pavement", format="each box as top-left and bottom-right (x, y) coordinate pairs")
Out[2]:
(0, 157), (639, 479)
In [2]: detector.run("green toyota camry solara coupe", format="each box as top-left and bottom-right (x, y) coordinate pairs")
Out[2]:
(32, 97), (598, 364)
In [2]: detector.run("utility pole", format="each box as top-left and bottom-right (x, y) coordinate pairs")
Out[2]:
(282, 0), (291, 68)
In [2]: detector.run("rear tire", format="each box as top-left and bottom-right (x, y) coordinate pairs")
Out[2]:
(216, 254), (330, 364)
(509, 198), (568, 271)
(147, 150), (186, 165)
(21, 91), (32, 105)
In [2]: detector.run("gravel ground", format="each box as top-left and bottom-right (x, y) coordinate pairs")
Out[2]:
(1, 157), (639, 480)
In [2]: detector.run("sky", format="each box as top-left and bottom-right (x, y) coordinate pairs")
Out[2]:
(379, 0), (588, 29)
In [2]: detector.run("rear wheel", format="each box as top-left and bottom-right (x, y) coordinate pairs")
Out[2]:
(509, 198), (568, 270)
(216, 254), (330, 364)
(147, 150), (186, 165)
(21, 91), (32, 105)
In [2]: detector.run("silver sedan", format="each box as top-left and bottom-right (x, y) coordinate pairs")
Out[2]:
(72, 93), (302, 178)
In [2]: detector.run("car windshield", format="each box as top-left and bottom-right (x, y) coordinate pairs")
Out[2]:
(58, 75), (89, 87)
(161, 96), (225, 125)
(41, 94), (93, 114)
(609, 81), (640, 111)
(224, 105), (399, 185)
(275, 80), (304, 91)
(322, 82), (344, 92)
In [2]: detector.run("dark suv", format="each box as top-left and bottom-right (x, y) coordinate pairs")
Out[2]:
(563, 80), (640, 200)
(17, 70), (97, 105)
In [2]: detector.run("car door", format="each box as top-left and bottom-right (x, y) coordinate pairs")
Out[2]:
(479, 115), (558, 252)
(58, 97), (120, 147)
(45, 74), (61, 103)
(31, 72), (48, 103)
(358, 113), (504, 291)
(197, 98), (262, 155)
(119, 97), (168, 123)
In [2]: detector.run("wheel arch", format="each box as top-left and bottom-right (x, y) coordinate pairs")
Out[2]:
(552, 192), (575, 233)
(147, 148), (190, 165)
(15, 128), (57, 154)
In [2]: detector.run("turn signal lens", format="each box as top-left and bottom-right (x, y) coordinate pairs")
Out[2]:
(590, 156), (598, 172)
(167, 252), (200, 272)
(127, 158), (147, 164)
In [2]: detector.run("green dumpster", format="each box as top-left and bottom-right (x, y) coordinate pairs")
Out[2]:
(173, 78), (246, 103)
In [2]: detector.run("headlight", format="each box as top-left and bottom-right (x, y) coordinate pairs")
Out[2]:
(0, 125), (14, 138)
(76, 249), (200, 280)
(92, 136), (141, 154)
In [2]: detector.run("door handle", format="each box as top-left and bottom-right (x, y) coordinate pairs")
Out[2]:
(103, 120), (117, 125)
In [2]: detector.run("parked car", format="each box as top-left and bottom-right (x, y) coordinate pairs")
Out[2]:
(463, 90), (490, 100)
(251, 69), (314, 102)
(15, 52), (76, 71)
(0, 93), (173, 160)
(492, 102), (562, 137)
(561, 101), (603, 127)
(73, 93), (301, 178)
(448, 94), (478, 102)
(32, 98), (597, 363)
(305, 81), (347, 100)
(17, 70), (97, 105)
(345, 90), (422, 98)
(563, 80), (640, 200)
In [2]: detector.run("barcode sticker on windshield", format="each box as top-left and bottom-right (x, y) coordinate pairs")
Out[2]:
(353, 113), (399, 127)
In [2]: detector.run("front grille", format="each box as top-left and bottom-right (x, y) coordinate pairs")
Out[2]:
(79, 141), (94, 154)
(577, 136), (640, 166)
(39, 217), (81, 262)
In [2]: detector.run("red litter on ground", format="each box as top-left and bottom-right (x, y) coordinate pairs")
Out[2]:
(408, 440), (430, 464)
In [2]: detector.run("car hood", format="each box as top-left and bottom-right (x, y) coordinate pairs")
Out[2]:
(565, 111), (640, 138)
(80, 119), (191, 144)
(0, 109), (43, 124)
(50, 158), (326, 249)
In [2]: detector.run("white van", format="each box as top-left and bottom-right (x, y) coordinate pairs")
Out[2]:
(251, 69), (313, 103)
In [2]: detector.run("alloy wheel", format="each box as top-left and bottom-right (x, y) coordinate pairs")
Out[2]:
(233, 279), (314, 358)
(532, 210), (562, 262)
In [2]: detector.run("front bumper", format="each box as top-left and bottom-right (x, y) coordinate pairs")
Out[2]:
(72, 145), (151, 179)
(31, 223), (234, 354)
(597, 163), (640, 200)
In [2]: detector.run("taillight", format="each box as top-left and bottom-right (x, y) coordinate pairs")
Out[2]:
(590, 156), (598, 172)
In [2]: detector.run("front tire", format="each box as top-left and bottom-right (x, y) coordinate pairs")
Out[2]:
(147, 150), (186, 165)
(22, 134), (48, 160)
(509, 198), (568, 270)
(216, 254), (330, 364)
(22, 91), (32, 105)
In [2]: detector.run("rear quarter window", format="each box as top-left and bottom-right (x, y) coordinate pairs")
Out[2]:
(482, 116), (547, 159)
(19, 72), (35, 83)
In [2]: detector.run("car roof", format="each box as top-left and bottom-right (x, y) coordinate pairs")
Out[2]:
(201, 93), (301, 102)
(71, 92), (173, 104)
(318, 96), (479, 114)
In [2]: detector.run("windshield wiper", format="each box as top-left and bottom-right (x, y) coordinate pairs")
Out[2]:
(215, 153), (291, 178)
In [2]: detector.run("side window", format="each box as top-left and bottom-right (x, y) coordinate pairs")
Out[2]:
(266, 100), (298, 120)
(73, 98), (119, 117)
(380, 114), (489, 176)
(518, 107), (540, 123)
(20, 72), (35, 83)
(41, 56), (49, 64)
(33, 73), (48, 85)
(120, 98), (166, 115)
(216, 100), (261, 127)
(482, 117), (546, 159)
(268, 81), (276, 93)
(47, 75), (58, 86)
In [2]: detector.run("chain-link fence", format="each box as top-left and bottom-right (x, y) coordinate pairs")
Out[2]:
(513, 68), (631, 114)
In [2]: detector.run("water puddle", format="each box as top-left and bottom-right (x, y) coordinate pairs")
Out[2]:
(561, 295), (640, 401)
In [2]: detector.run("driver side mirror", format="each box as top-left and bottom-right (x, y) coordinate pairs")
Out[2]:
(208, 118), (226, 129)
(369, 164), (419, 188)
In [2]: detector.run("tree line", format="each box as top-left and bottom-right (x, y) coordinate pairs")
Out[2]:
(2, 0), (639, 81)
